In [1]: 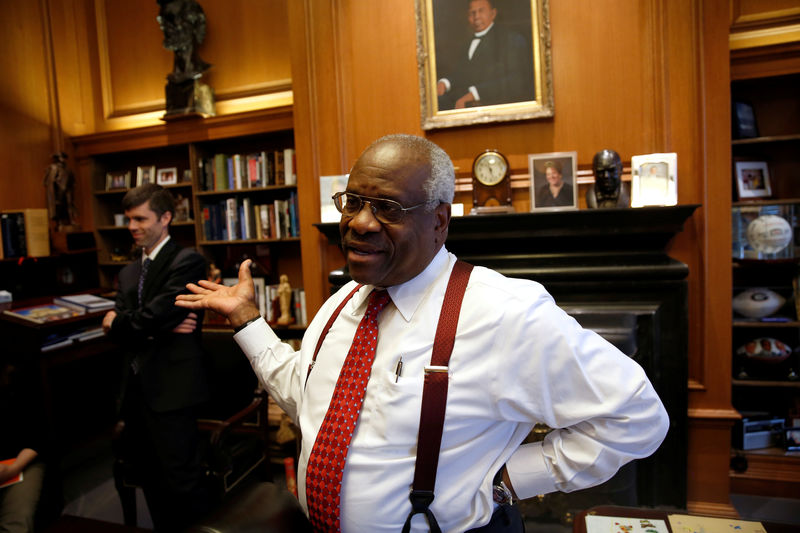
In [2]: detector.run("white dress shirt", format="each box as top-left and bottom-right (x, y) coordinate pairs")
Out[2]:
(235, 247), (668, 532)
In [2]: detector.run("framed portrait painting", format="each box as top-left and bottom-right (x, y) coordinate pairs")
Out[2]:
(735, 161), (771, 200)
(415, 0), (553, 130)
(528, 151), (577, 211)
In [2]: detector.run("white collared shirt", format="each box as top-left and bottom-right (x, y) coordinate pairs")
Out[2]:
(142, 234), (170, 263)
(235, 247), (668, 532)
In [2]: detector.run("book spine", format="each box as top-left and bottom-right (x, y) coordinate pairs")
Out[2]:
(214, 154), (227, 191)
(225, 198), (238, 241)
(274, 150), (285, 185)
(284, 148), (295, 185)
(233, 154), (243, 189)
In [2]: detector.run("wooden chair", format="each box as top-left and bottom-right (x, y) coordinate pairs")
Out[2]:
(112, 330), (272, 527)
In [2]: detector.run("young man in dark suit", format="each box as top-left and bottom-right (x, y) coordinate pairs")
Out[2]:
(103, 183), (209, 531)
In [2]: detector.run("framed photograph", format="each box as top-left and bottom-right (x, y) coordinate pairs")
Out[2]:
(136, 165), (156, 187)
(735, 161), (772, 200)
(156, 167), (179, 186)
(528, 151), (578, 211)
(105, 170), (131, 190)
(732, 101), (759, 139)
(415, 0), (553, 130)
(631, 153), (678, 207)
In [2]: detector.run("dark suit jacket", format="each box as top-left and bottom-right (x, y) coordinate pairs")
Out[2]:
(439, 23), (535, 109)
(111, 239), (208, 413)
(536, 182), (574, 208)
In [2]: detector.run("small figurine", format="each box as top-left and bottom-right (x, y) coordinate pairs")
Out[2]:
(174, 193), (190, 222)
(586, 149), (629, 209)
(276, 274), (294, 325)
(43, 152), (79, 231)
(207, 262), (221, 284)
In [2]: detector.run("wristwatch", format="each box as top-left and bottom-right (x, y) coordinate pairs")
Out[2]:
(493, 480), (513, 506)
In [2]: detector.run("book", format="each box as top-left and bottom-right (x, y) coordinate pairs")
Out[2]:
(0, 458), (23, 488)
(213, 153), (228, 191)
(585, 515), (668, 533)
(54, 293), (115, 312)
(3, 304), (84, 324)
(667, 514), (765, 533)
(284, 148), (296, 185)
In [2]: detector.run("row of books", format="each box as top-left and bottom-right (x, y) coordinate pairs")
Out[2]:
(3, 294), (115, 324)
(198, 148), (296, 192)
(202, 193), (299, 242)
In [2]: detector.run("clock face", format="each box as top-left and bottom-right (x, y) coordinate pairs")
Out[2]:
(473, 151), (508, 186)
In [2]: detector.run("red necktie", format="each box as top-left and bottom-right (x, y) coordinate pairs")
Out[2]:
(305, 289), (391, 532)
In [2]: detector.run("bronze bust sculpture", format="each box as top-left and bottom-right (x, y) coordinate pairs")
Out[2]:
(157, 0), (215, 119)
(586, 149), (629, 208)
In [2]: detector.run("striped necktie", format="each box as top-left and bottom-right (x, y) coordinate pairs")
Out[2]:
(138, 257), (152, 306)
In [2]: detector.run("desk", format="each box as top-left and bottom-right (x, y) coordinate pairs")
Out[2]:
(574, 505), (800, 533)
(0, 300), (118, 448)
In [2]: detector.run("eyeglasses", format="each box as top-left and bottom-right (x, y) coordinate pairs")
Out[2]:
(332, 192), (428, 224)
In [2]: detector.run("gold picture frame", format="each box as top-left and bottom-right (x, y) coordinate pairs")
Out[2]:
(415, 0), (553, 130)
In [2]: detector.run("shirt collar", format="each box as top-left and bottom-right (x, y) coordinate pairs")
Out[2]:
(350, 246), (451, 322)
(143, 234), (170, 263)
(474, 22), (494, 38)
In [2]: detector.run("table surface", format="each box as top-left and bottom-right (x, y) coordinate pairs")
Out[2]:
(573, 505), (800, 533)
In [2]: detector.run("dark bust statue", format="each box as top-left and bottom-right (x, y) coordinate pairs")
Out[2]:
(156, 0), (215, 118)
(586, 149), (629, 208)
(157, 0), (210, 83)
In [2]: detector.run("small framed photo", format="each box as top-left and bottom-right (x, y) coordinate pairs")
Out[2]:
(735, 160), (772, 200)
(156, 167), (179, 186)
(528, 152), (578, 211)
(733, 101), (759, 139)
(105, 170), (131, 190)
(136, 165), (156, 187)
(631, 153), (678, 207)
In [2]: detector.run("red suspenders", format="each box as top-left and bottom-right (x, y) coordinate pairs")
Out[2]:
(304, 260), (474, 532)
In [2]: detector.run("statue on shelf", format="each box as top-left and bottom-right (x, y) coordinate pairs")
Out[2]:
(43, 152), (80, 231)
(207, 262), (221, 284)
(156, 0), (215, 120)
(276, 274), (294, 326)
(586, 149), (629, 209)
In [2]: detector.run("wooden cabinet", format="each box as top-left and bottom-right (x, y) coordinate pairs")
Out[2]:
(730, 68), (800, 497)
(72, 107), (308, 333)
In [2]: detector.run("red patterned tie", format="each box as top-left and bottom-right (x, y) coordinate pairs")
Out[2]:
(305, 289), (391, 532)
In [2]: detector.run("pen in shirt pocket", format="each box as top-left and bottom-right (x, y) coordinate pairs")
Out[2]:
(394, 356), (403, 382)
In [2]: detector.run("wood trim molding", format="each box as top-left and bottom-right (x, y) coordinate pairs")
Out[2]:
(93, 0), (115, 121)
(687, 407), (741, 421)
(686, 500), (739, 518)
(730, 0), (800, 32)
(646, 0), (669, 149)
(730, 23), (800, 51)
(71, 106), (293, 157)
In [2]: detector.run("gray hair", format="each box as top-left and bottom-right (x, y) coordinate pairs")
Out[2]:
(363, 134), (455, 210)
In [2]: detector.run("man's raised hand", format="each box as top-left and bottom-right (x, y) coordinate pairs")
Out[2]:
(175, 259), (261, 327)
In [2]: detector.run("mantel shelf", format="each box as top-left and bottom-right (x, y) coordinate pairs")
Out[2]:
(315, 205), (699, 255)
